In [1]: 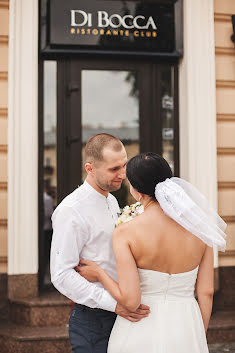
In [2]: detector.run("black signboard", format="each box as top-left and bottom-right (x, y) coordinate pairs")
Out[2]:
(40, 0), (183, 57)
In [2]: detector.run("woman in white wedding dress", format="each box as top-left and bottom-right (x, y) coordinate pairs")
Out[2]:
(77, 153), (226, 353)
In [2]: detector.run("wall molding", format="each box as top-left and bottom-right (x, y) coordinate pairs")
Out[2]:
(0, 220), (7, 227)
(0, 182), (7, 190)
(222, 216), (235, 223)
(0, 145), (7, 153)
(0, 0), (9, 10)
(215, 47), (235, 56)
(216, 80), (235, 89)
(179, 0), (218, 267)
(0, 108), (8, 117)
(8, 0), (38, 275)
(0, 72), (8, 81)
(217, 114), (235, 122)
(0, 256), (7, 264)
(0, 35), (8, 45)
(218, 182), (235, 189)
(217, 148), (235, 155)
(219, 250), (235, 257)
(214, 13), (232, 22)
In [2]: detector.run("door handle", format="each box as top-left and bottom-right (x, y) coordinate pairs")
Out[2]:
(66, 135), (80, 145)
(66, 83), (80, 96)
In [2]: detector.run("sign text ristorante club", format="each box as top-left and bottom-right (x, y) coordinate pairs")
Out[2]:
(49, 0), (178, 54)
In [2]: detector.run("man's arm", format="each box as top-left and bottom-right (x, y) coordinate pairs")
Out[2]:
(50, 205), (117, 312)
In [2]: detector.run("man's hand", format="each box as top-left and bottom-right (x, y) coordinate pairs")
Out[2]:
(74, 260), (101, 282)
(115, 303), (150, 322)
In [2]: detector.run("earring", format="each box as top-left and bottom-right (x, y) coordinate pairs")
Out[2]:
(138, 195), (142, 202)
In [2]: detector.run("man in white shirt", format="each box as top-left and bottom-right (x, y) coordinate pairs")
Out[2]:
(50, 134), (149, 353)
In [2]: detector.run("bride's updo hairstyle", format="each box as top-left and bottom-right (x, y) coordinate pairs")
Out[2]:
(126, 152), (173, 199)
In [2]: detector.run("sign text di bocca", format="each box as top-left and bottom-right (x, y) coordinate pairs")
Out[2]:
(71, 10), (157, 30)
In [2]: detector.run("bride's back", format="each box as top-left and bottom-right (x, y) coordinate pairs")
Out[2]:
(127, 203), (206, 274)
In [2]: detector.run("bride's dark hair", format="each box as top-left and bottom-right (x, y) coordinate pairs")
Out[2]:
(126, 152), (173, 199)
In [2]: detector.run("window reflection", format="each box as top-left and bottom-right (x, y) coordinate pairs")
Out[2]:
(81, 70), (140, 207)
(160, 66), (175, 173)
(43, 60), (57, 286)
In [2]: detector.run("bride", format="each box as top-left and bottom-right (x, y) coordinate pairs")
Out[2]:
(76, 152), (226, 353)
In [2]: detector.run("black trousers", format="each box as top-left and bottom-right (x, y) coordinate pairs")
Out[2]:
(69, 304), (117, 353)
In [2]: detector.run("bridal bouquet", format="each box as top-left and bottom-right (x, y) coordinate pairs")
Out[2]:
(116, 202), (144, 226)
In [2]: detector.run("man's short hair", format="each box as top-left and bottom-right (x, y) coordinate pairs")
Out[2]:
(85, 133), (123, 163)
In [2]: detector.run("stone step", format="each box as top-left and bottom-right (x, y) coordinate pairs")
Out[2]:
(207, 310), (235, 344)
(10, 291), (72, 327)
(1, 311), (234, 351)
(0, 323), (71, 353)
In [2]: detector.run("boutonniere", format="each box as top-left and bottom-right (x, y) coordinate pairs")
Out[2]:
(116, 202), (144, 226)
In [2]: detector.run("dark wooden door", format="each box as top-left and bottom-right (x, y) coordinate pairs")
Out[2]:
(57, 59), (179, 203)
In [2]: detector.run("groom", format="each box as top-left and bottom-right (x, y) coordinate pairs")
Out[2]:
(50, 133), (149, 353)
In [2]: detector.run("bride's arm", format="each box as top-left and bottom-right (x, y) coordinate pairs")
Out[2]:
(77, 226), (141, 312)
(195, 246), (214, 333)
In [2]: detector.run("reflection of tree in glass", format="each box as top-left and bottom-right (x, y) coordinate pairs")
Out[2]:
(160, 66), (172, 97)
(125, 71), (139, 100)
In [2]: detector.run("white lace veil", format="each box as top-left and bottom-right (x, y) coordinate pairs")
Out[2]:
(155, 177), (227, 252)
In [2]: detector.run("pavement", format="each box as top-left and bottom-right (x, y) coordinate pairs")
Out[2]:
(209, 342), (235, 353)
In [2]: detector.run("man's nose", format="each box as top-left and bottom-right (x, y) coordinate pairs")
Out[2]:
(118, 168), (126, 179)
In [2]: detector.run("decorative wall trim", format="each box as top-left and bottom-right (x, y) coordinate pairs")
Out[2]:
(8, 0), (38, 275)
(0, 219), (7, 227)
(179, 0), (218, 267)
(215, 47), (235, 56)
(217, 148), (235, 155)
(216, 80), (235, 89)
(0, 145), (7, 153)
(0, 108), (8, 117)
(218, 182), (235, 189)
(222, 216), (235, 223)
(0, 256), (7, 264)
(219, 250), (235, 258)
(0, 35), (8, 45)
(0, 0), (9, 10)
(217, 114), (235, 122)
(214, 13), (232, 22)
(0, 182), (7, 190)
(0, 72), (8, 81)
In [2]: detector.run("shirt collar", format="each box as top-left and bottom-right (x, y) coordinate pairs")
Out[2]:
(83, 180), (110, 201)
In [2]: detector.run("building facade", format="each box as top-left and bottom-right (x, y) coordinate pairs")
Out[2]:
(0, 0), (235, 341)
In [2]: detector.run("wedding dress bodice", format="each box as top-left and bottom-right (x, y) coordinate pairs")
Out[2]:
(108, 265), (209, 353)
(138, 266), (199, 301)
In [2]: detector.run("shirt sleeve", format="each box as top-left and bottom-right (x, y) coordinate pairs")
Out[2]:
(50, 205), (117, 312)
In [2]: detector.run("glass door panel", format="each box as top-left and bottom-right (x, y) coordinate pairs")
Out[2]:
(159, 65), (175, 173)
(42, 60), (57, 287)
(81, 70), (140, 207)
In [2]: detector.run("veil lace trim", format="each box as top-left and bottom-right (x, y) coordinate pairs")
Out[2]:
(155, 177), (227, 252)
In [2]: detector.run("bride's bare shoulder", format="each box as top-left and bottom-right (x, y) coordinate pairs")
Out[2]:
(113, 214), (144, 240)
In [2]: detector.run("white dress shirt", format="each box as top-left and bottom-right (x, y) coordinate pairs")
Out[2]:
(50, 180), (120, 312)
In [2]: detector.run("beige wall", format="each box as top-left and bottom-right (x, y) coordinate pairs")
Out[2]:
(1, 0), (235, 273)
(214, 0), (235, 266)
(0, 0), (8, 273)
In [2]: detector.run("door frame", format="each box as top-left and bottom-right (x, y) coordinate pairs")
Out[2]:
(38, 57), (179, 290)
(57, 58), (179, 203)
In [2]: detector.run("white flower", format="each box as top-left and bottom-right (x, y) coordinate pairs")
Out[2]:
(116, 202), (144, 226)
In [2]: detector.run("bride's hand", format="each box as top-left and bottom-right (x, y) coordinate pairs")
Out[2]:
(74, 259), (102, 282)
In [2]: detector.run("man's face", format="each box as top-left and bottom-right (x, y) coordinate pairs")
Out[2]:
(92, 146), (128, 192)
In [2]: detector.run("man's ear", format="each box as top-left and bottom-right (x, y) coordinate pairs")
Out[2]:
(85, 162), (93, 175)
